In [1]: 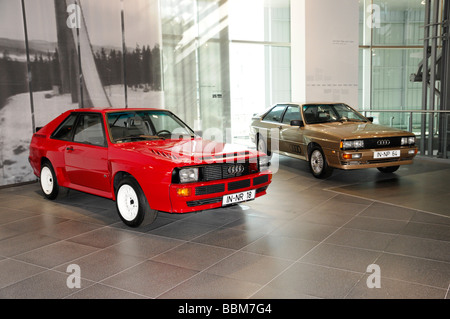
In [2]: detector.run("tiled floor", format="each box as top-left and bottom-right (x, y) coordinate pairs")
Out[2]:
(0, 155), (449, 299)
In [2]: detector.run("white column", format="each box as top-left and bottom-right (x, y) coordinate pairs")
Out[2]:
(291, 0), (359, 108)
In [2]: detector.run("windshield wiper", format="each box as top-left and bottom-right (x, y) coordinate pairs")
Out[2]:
(339, 118), (365, 123)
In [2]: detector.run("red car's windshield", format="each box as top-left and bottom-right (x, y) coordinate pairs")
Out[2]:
(107, 110), (195, 143)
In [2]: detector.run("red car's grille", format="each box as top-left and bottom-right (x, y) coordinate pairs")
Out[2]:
(195, 184), (225, 196)
(202, 162), (252, 181)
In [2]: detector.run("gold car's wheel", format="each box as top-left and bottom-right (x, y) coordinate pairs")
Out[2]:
(257, 135), (272, 165)
(309, 146), (333, 179)
(257, 136), (269, 155)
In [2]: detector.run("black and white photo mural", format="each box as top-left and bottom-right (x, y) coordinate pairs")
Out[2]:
(0, 0), (163, 186)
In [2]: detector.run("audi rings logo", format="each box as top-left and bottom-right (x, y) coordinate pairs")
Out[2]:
(377, 139), (391, 146)
(227, 164), (245, 175)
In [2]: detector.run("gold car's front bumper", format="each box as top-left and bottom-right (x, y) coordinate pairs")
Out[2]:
(325, 147), (418, 170)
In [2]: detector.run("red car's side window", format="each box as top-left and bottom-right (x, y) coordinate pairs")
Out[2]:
(73, 114), (107, 147)
(51, 113), (77, 141)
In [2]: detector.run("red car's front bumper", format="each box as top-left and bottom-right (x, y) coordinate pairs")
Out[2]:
(168, 171), (272, 213)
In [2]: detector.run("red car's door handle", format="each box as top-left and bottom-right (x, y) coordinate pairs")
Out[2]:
(66, 146), (74, 151)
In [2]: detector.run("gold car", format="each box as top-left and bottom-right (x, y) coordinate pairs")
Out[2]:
(250, 102), (418, 178)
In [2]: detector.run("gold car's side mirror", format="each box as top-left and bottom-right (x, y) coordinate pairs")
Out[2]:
(290, 120), (304, 127)
(366, 117), (374, 122)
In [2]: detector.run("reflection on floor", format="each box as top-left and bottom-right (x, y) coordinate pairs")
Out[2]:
(0, 155), (449, 299)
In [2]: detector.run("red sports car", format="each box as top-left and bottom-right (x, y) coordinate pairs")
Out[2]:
(28, 108), (272, 227)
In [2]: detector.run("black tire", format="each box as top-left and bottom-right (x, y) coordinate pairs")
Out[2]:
(309, 146), (333, 179)
(377, 166), (400, 173)
(115, 176), (157, 228)
(40, 162), (59, 200)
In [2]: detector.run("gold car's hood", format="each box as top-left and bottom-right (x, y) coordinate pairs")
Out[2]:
(309, 122), (412, 139)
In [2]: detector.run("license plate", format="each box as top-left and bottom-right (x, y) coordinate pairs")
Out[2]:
(222, 190), (256, 206)
(374, 150), (400, 159)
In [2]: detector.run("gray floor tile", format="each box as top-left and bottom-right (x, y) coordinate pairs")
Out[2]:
(54, 247), (147, 282)
(324, 228), (397, 251)
(14, 240), (98, 269)
(2, 214), (68, 233)
(66, 227), (139, 249)
(385, 235), (450, 263)
(192, 227), (266, 250)
(243, 235), (319, 260)
(0, 207), (39, 225)
(360, 202), (417, 221)
(0, 269), (94, 299)
(148, 220), (218, 241)
(400, 221), (450, 241)
(158, 272), (262, 299)
(0, 231), (60, 257)
(269, 221), (338, 242)
(299, 243), (382, 273)
(36, 220), (102, 240)
(206, 251), (293, 285)
(0, 259), (46, 289)
(347, 275), (447, 299)
(375, 253), (450, 289)
(66, 283), (149, 299)
(343, 216), (408, 234)
(109, 233), (185, 259)
(102, 260), (198, 298)
(151, 242), (234, 271)
(261, 262), (364, 299)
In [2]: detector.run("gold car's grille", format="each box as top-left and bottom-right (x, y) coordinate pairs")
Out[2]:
(362, 137), (403, 149)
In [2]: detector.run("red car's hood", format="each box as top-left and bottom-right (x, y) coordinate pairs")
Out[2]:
(117, 138), (258, 165)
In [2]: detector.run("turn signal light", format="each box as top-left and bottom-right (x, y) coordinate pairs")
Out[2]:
(343, 153), (362, 160)
(176, 187), (191, 197)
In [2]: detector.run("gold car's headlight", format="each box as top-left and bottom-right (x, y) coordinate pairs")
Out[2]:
(340, 140), (364, 150)
(401, 136), (416, 146)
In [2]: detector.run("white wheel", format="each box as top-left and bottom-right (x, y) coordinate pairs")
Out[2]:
(117, 184), (139, 222)
(41, 166), (54, 195)
(115, 176), (157, 227)
(40, 162), (59, 199)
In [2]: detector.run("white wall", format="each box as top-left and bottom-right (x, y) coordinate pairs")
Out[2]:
(291, 0), (359, 108)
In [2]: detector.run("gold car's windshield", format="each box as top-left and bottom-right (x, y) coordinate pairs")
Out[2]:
(302, 104), (368, 125)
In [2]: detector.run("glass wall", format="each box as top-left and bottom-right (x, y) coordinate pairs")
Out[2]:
(229, 0), (291, 144)
(359, 0), (425, 128)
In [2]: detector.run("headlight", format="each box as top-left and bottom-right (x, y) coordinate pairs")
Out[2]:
(401, 136), (416, 146)
(341, 140), (364, 150)
(179, 168), (199, 183)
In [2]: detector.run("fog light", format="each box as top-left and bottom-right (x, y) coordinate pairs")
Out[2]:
(408, 149), (417, 155)
(177, 187), (191, 197)
(343, 153), (362, 160)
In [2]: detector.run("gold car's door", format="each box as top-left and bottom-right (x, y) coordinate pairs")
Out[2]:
(279, 105), (307, 160)
(257, 105), (287, 154)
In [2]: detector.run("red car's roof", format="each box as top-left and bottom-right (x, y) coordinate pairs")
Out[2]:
(68, 108), (167, 113)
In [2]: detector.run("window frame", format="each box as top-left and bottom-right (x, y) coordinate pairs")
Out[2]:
(51, 112), (108, 148)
